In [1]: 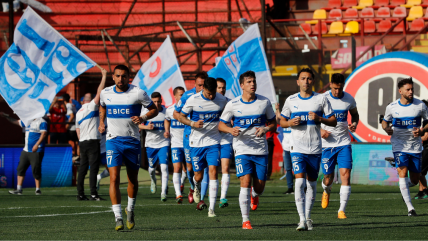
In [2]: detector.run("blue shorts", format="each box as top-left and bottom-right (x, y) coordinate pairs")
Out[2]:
(220, 144), (233, 159)
(190, 145), (220, 172)
(235, 155), (268, 181)
(290, 153), (321, 179)
(321, 145), (353, 175)
(171, 147), (185, 164)
(146, 146), (170, 168)
(183, 137), (192, 164)
(101, 152), (107, 165)
(106, 137), (141, 170)
(394, 152), (422, 173)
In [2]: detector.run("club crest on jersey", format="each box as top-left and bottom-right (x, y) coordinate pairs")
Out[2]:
(322, 158), (329, 163)
(292, 156), (299, 160)
(192, 156), (199, 162)
(235, 158), (241, 164)
(172, 149), (178, 154)
(343, 51), (428, 143)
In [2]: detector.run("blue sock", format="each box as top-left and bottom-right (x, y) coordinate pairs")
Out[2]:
(201, 168), (209, 201)
(187, 170), (195, 190)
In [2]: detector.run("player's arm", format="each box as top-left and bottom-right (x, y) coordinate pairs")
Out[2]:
(98, 105), (106, 133)
(0, 112), (20, 126)
(320, 128), (331, 139)
(275, 103), (281, 123)
(66, 110), (74, 130)
(164, 118), (171, 138)
(32, 131), (47, 152)
(179, 112), (203, 128)
(49, 97), (58, 112)
(219, 101), (240, 135)
(280, 99), (300, 128)
(93, 68), (107, 106)
(219, 121), (240, 136)
(348, 107), (359, 132)
(131, 90), (158, 125)
(173, 110), (181, 122)
(310, 96), (337, 127)
(382, 120), (393, 135)
(422, 131), (428, 142)
(138, 121), (154, 130)
(76, 128), (80, 140)
(255, 102), (277, 137)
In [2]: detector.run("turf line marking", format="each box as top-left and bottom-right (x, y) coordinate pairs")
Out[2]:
(5, 210), (112, 218)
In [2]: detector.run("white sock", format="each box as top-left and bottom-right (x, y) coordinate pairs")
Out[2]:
(193, 176), (201, 192)
(209, 179), (218, 211)
(305, 180), (317, 220)
(239, 187), (251, 222)
(99, 169), (110, 179)
(17, 185), (22, 191)
(127, 197), (136, 211)
(339, 185), (351, 212)
(181, 169), (187, 185)
(220, 174), (230, 200)
(322, 180), (332, 194)
(251, 187), (264, 198)
(36, 188), (40, 191)
(295, 178), (306, 222)
(148, 167), (156, 183)
(173, 172), (182, 196)
(160, 164), (168, 195)
(112, 204), (122, 221)
(399, 177), (415, 212)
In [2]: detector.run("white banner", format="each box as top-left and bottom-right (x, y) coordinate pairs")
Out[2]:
(0, 7), (95, 125)
(132, 36), (186, 107)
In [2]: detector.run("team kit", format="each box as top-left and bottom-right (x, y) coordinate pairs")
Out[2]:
(38, 64), (427, 231)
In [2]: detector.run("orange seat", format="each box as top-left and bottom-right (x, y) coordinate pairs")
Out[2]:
(323, 0), (342, 10)
(422, 0), (428, 7)
(299, 23), (312, 34)
(390, 0), (406, 5)
(409, 18), (425, 31)
(393, 21), (405, 31)
(373, 0), (390, 8)
(328, 9), (343, 20)
(377, 7), (391, 18)
(342, 0), (358, 9)
(361, 7), (375, 18)
(305, 9), (327, 24)
(344, 8), (359, 19)
(378, 19), (392, 32)
(392, 6), (407, 18)
(312, 22), (328, 34)
(364, 20), (377, 32)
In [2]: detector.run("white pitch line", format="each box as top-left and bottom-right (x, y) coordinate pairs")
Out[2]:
(4, 210), (112, 218)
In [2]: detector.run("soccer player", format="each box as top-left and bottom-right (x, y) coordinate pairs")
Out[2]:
(99, 65), (158, 231)
(319, 73), (359, 219)
(216, 77), (232, 208)
(381, 77), (428, 217)
(139, 92), (170, 202)
(75, 68), (108, 201)
(179, 77), (227, 217)
(165, 86), (186, 204)
(280, 68), (336, 231)
(219, 70), (276, 229)
(63, 93), (78, 158)
(174, 71), (207, 205)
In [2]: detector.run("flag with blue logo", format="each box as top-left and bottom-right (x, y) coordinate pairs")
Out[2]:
(0, 7), (96, 125)
(208, 24), (276, 104)
(132, 35), (186, 107)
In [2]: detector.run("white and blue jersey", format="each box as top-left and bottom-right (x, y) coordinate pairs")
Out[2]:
(321, 91), (357, 148)
(220, 97), (234, 146)
(220, 97), (233, 159)
(75, 100), (100, 142)
(282, 127), (291, 152)
(166, 104), (185, 148)
(175, 87), (197, 145)
(66, 102), (77, 131)
(141, 106), (170, 149)
(20, 118), (47, 152)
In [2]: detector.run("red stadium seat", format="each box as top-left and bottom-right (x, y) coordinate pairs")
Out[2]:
(312, 22), (328, 34)
(328, 9), (343, 20)
(299, 23), (312, 34)
(390, 0), (406, 6)
(378, 19), (392, 32)
(376, 7), (391, 18)
(424, 7), (428, 19)
(361, 7), (375, 18)
(344, 8), (359, 19)
(373, 0), (390, 8)
(393, 20), (405, 31)
(409, 18), (425, 31)
(392, 6), (407, 19)
(422, 0), (428, 7)
(342, 0), (358, 9)
(323, 0), (342, 10)
(364, 20), (377, 32)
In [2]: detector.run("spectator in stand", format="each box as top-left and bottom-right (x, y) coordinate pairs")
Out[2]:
(49, 97), (67, 144)
(63, 93), (79, 158)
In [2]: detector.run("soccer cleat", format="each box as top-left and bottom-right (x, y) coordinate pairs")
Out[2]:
(250, 195), (259, 211)
(150, 181), (157, 194)
(408, 209), (418, 216)
(306, 219), (313, 231)
(196, 200), (207, 211)
(180, 184), (184, 193)
(176, 195), (183, 204)
(193, 188), (201, 203)
(161, 194), (167, 202)
(115, 218), (124, 231)
(242, 221), (253, 229)
(35, 190), (41, 195)
(125, 208), (135, 230)
(414, 191), (428, 199)
(96, 176), (101, 191)
(385, 157), (395, 167)
(89, 195), (106, 201)
(76, 195), (89, 201)
(321, 191), (330, 209)
(338, 211), (347, 219)
(208, 209), (216, 217)
(9, 189), (22, 195)
(296, 221), (307, 231)
(283, 188), (294, 195)
(219, 198), (229, 208)
(188, 188), (194, 204)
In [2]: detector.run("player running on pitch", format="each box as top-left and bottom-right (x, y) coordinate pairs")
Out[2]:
(319, 73), (359, 219)
(382, 77), (428, 217)
(280, 68), (336, 231)
(165, 86), (186, 204)
(99, 65), (158, 231)
(139, 92), (170, 202)
(219, 71), (276, 229)
(179, 77), (227, 217)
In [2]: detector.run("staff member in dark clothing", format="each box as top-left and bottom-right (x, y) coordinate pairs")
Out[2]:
(415, 100), (428, 199)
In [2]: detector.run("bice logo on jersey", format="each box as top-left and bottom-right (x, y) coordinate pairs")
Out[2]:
(108, 108), (130, 115)
(343, 52), (428, 142)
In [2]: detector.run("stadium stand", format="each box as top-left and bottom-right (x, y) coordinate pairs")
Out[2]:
(344, 20), (360, 33)
(344, 8), (359, 19)
(353, 0), (374, 9)
(323, 0), (342, 10)
(407, 6), (424, 20)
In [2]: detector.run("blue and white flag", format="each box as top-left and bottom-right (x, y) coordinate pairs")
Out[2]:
(132, 35), (186, 107)
(0, 7), (95, 125)
(208, 24), (276, 103)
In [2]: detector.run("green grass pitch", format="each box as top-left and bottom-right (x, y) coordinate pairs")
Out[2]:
(1, 169), (427, 240)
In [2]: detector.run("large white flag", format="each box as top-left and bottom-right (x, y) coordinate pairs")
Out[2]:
(208, 24), (276, 103)
(132, 36), (186, 107)
(0, 7), (95, 125)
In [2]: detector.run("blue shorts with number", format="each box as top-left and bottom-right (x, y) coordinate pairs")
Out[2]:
(220, 144), (233, 159)
(321, 145), (353, 175)
(101, 152), (107, 165)
(235, 155), (268, 181)
(393, 152), (421, 173)
(146, 146), (170, 168)
(290, 153), (321, 180)
(106, 137), (141, 170)
(190, 144), (220, 172)
(171, 147), (185, 164)
(183, 137), (192, 164)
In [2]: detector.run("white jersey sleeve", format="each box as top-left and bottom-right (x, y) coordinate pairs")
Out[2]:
(142, 106), (170, 148)
(166, 105), (184, 148)
(138, 88), (154, 109)
(75, 100), (100, 142)
(322, 96), (334, 118)
(281, 98), (291, 119)
(220, 99), (234, 145)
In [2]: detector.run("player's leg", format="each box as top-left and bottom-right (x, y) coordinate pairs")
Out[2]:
(235, 155), (253, 229)
(206, 145), (220, 217)
(172, 148), (184, 203)
(290, 153), (308, 231)
(77, 143), (90, 200)
(185, 146), (195, 203)
(337, 145), (353, 218)
(283, 150), (294, 194)
(146, 147), (159, 194)
(416, 147), (428, 199)
(251, 156), (268, 212)
(87, 141), (102, 200)
(96, 153), (110, 191)
(219, 144), (232, 208)
(106, 139), (124, 230)
(191, 147), (208, 204)
(304, 154), (321, 230)
(158, 146), (170, 202)
(200, 167), (209, 202)
(395, 152), (418, 216)
(10, 151), (30, 195)
(181, 160), (187, 192)
(29, 152), (44, 195)
(320, 147), (337, 209)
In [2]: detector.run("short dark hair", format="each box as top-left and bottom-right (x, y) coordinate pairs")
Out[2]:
(113, 65), (129, 75)
(331, 73), (345, 85)
(62, 93), (70, 102)
(239, 70), (256, 84)
(195, 71), (208, 81)
(204, 77), (217, 93)
(297, 68), (314, 79)
(151, 92), (161, 99)
(398, 77), (413, 89)
(216, 78), (226, 85)
(173, 86), (185, 95)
